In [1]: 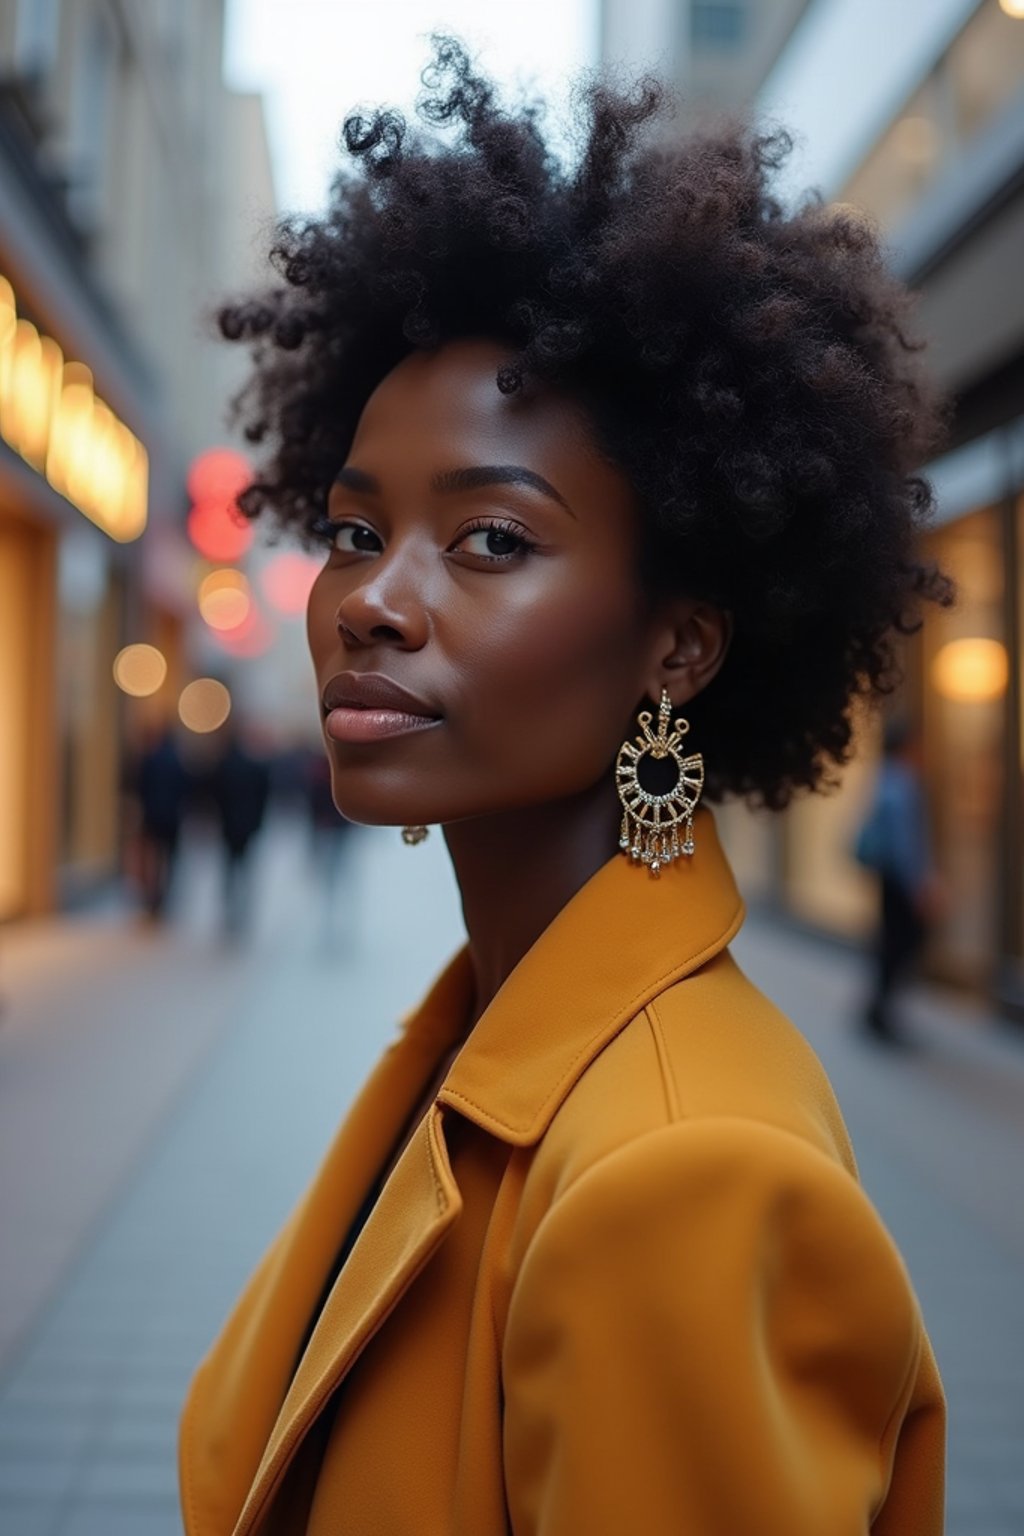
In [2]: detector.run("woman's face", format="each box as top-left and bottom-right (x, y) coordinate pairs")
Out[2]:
(306, 336), (671, 829)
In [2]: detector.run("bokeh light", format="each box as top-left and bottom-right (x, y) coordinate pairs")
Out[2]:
(198, 568), (251, 631)
(185, 447), (253, 561)
(186, 447), (251, 504)
(178, 678), (232, 733)
(112, 643), (167, 697)
(998, 0), (1024, 19)
(931, 637), (1008, 702)
(260, 551), (321, 615)
(187, 500), (253, 562)
(211, 605), (275, 658)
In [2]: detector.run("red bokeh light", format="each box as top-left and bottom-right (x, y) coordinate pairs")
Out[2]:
(260, 551), (321, 616)
(186, 448), (254, 562)
(187, 501), (253, 562)
(187, 447), (251, 505)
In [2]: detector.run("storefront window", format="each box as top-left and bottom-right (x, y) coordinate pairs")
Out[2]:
(56, 535), (122, 886)
(0, 509), (56, 919)
(923, 508), (1006, 983)
(1016, 495), (1024, 966)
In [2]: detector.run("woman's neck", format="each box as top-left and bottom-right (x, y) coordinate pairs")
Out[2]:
(443, 779), (621, 1025)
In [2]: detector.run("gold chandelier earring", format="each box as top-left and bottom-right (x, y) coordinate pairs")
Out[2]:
(616, 688), (704, 875)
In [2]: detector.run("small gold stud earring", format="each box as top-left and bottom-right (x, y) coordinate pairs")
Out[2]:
(401, 825), (429, 846)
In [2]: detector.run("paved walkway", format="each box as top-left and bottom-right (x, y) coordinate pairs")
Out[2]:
(0, 819), (1021, 1535)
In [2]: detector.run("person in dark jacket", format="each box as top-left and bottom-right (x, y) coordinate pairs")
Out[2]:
(134, 726), (191, 918)
(856, 718), (943, 1042)
(208, 723), (271, 936)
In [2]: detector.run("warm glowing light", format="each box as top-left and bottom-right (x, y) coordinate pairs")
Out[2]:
(112, 644), (167, 697)
(0, 274), (148, 540)
(260, 551), (321, 615)
(198, 568), (251, 631)
(998, 0), (1024, 18)
(178, 678), (231, 733)
(187, 500), (253, 562)
(932, 637), (1008, 702)
(210, 602), (275, 658)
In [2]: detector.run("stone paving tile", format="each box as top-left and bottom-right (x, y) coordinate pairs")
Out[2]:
(77, 1453), (180, 1502)
(0, 1445), (80, 1501)
(0, 1501), (59, 1536)
(58, 1500), (182, 1536)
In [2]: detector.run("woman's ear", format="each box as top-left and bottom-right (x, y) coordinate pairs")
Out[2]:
(643, 600), (733, 707)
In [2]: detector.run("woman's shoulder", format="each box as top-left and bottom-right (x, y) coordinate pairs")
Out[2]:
(528, 947), (857, 1209)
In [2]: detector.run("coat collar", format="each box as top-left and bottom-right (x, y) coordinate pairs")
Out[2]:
(229, 807), (742, 1536)
(438, 805), (744, 1144)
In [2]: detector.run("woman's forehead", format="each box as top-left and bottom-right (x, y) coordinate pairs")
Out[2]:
(349, 338), (619, 496)
(356, 345), (583, 457)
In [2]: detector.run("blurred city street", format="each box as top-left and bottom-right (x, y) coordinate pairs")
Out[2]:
(2, 1), (1024, 1533)
(0, 819), (1021, 1536)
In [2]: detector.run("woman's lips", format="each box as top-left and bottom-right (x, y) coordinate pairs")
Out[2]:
(324, 707), (442, 744)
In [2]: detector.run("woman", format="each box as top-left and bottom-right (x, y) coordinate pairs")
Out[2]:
(180, 38), (949, 1536)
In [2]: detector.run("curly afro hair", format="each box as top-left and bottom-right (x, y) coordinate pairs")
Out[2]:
(220, 34), (952, 809)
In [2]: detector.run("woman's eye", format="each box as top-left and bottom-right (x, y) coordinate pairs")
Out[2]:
(310, 517), (381, 554)
(455, 523), (532, 561)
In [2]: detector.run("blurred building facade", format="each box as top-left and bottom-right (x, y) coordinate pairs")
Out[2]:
(600, 0), (812, 112)
(601, 0), (1024, 1017)
(0, 0), (274, 920)
(756, 0), (1024, 1018)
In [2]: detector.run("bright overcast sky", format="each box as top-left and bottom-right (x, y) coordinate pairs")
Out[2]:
(224, 0), (599, 214)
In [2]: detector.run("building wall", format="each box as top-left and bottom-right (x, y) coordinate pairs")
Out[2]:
(600, 0), (812, 113)
(600, 0), (1024, 1013)
(753, 0), (1024, 1014)
(0, 0), (275, 917)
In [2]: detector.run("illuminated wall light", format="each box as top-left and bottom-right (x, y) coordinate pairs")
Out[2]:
(178, 679), (232, 734)
(112, 643), (168, 698)
(998, 0), (1024, 18)
(198, 568), (251, 631)
(931, 637), (1008, 703)
(0, 273), (148, 542)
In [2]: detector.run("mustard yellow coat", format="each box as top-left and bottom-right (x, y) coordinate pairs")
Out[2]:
(179, 809), (945, 1536)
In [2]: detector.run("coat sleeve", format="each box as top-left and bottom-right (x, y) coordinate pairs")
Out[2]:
(501, 1117), (945, 1536)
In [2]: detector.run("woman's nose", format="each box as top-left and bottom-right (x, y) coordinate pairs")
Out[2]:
(334, 561), (430, 651)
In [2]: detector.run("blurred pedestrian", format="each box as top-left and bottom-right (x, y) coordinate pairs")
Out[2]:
(304, 748), (352, 945)
(207, 724), (271, 938)
(132, 725), (191, 919)
(855, 718), (942, 1043)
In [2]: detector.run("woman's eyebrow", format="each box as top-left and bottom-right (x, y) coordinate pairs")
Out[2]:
(332, 464), (575, 517)
(433, 465), (575, 516)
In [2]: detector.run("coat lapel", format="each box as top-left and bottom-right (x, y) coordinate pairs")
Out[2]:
(232, 1104), (461, 1536)
(181, 950), (474, 1536)
(441, 806), (744, 1144)
(223, 808), (743, 1534)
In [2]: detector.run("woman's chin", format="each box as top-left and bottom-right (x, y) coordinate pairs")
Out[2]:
(327, 790), (442, 830)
